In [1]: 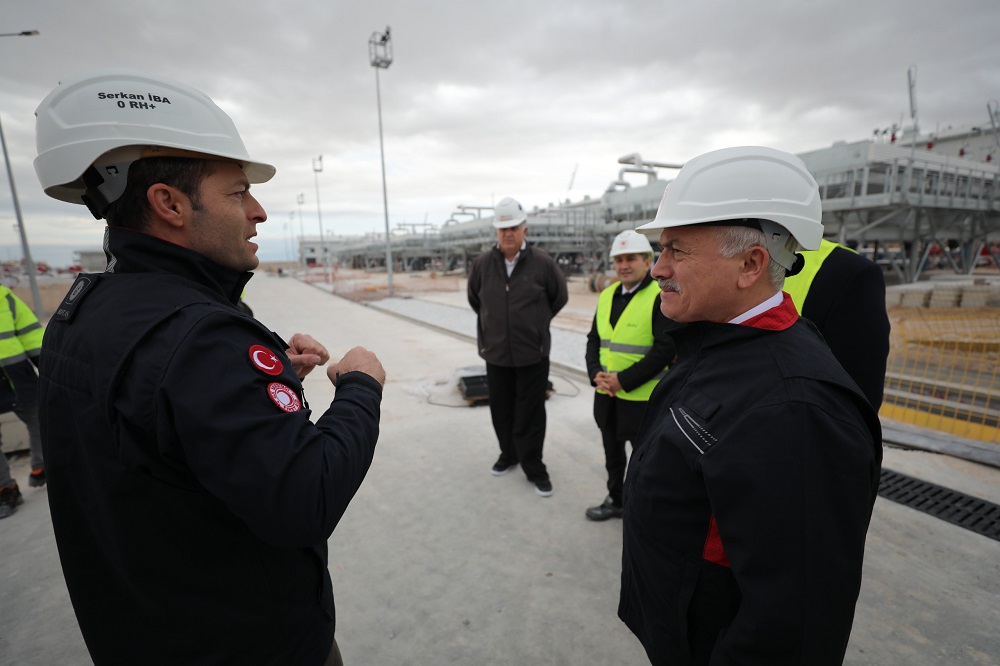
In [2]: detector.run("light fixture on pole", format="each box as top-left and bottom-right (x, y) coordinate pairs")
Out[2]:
(312, 155), (330, 283)
(369, 25), (394, 296)
(296, 193), (305, 265)
(0, 28), (43, 314)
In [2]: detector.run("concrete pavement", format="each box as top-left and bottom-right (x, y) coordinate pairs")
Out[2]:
(1, 270), (998, 665)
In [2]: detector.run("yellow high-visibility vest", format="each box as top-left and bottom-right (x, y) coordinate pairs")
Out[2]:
(784, 239), (854, 313)
(596, 280), (665, 402)
(0, 286), (43, 366)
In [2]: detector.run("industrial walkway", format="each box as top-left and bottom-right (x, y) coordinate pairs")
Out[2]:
(1, 271), (998, 665)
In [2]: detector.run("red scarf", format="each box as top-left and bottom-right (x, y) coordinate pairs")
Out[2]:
(703, 291), (798, 567)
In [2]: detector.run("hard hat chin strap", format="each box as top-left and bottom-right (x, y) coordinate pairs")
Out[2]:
(758, 219), (804, 277)
(786, 253), (805, 277)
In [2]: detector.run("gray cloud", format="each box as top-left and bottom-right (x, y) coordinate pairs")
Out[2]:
(1, 0), (998, 263)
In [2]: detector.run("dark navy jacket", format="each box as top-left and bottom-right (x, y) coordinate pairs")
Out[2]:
(40, 228), (381, 665)
(619, 307), (881, 666)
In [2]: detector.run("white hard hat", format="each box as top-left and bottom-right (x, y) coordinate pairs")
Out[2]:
(636, 146), (822, 272)
(492, 197), (528, 228)
(609, 230), (653, 258)
(34, 69), (275, 218)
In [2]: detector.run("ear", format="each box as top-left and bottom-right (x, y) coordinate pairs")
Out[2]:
(736, 246), (769, 289)
(146, 183), (192, 231)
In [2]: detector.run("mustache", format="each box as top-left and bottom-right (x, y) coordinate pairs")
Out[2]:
(657, 278), (680, 293)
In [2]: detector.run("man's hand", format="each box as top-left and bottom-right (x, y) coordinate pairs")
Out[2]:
(594, 371), (622, 398)
(286, 333), (331, 379)
(327, 346), (386, 387)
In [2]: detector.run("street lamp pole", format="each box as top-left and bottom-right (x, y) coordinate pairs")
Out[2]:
(0, 25), (43, 313)
(296, 193), (305, 265)
(369, 26), (394, 296)
(312, 156), (330, 283)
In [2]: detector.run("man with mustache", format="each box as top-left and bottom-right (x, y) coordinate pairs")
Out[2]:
(618, 146), (882, 665)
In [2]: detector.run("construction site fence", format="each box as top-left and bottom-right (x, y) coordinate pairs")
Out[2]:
(882, 282), (1000, 445)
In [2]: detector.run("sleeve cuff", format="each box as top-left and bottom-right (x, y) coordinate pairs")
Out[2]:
(336, 371), (383, 399)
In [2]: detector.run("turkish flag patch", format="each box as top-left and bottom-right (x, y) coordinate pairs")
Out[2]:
(267, 382), (302, 412)
(249, 344), (283, 376)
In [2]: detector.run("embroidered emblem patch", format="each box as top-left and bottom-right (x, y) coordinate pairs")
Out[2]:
(249, 344), (283, 376)
(267, 382), (301, 412)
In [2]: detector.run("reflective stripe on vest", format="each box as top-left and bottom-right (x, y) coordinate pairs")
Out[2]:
(783, 239), (853, 314)
(595, 280), (665, 401)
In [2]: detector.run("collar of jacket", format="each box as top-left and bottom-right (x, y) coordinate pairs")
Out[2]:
(491, 244), (533, 262)
(668, 291), (799, 351)
(671, 316), (784, 357)
(615, 271), (655, 296)
(104, 226), (252, 306)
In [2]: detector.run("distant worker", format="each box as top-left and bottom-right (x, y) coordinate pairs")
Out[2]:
(784, 238), (890, 409)
(620, 146), (882, 665)
(467, 196), (568, 497)
(584, 230), (677, 521)
(33, 70), (384, 665)
(0, 285), (45, 519)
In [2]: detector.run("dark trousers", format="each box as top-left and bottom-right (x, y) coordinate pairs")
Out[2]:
(600, 420), (627, 507)
(324, 637), (344, 666)
(594, 393), (647, 506)
(486, 359), (550, 483)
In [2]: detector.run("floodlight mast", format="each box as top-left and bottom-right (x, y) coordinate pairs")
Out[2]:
(369, 26), (394, 295)
(312, 155), (330, 283)
(295, 193), (305, 265)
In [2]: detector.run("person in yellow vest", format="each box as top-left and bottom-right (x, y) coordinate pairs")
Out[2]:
(584, 230), (679, 521)
(783, 239), (890, 410)
(0, 285), (45, 519)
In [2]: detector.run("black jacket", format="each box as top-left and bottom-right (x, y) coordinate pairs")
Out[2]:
(619, 307), (881, 665)
(799, 246), (890, 410)
(467, 244), (568, 367)
(40, 228), (382, 666)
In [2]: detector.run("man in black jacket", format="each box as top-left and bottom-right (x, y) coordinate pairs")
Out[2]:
(467, 197), (568, 497)
(785, 239), (890, 410)
(33, 70), (383, 666)
(621, 146), (882, 665)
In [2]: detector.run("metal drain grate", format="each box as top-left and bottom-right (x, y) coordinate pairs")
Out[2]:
(878, 469), (1000, 542)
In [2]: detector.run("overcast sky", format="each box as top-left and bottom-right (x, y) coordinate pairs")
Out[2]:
(2, 0), (999, 264)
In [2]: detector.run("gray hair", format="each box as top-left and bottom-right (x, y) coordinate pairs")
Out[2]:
(714, 226), (786, 290)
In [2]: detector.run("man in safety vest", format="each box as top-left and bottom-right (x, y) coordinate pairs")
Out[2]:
(584, 230), (677, 521)
(784, 238), (890, 410)
(0, 284), (45, 519)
